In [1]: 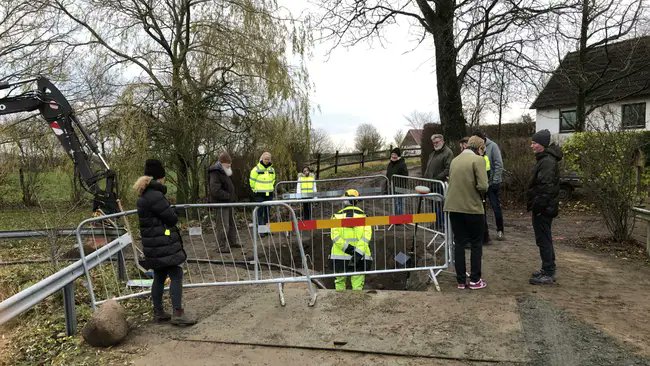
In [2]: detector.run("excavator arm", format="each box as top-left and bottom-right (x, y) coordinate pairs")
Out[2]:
(0, 76), (118, 214)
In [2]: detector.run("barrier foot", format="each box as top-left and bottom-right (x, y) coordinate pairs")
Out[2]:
(278, 283), (286, 307)
(308, 292), (318, 307)
(429, 269), (441, 292)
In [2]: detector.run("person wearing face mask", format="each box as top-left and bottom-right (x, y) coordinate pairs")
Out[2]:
(386, 147), (408, 215)
(444, 136), (489, 290)
(296, 166), (317, 220)
(208, 152), (240, 250)
(249, 151), (276, 228)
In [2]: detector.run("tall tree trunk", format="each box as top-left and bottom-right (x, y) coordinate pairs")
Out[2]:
(175, 154), (190, 204)
(497, 77), (504, 140)
(575, 0), (589, 131)
(431, 2), (467, 142)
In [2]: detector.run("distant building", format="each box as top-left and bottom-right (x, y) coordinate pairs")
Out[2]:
(400, 129), (423, 156)
(531, 36), (650, 143)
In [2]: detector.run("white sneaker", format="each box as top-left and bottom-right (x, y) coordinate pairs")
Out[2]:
(497, 231), (505, 241)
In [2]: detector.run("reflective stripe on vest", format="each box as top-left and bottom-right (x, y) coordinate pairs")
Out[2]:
(484, 155), (491, 171)
(250, 163), (276, 195)
(298, 176), (315, 193)
(330, 206), (372, 260)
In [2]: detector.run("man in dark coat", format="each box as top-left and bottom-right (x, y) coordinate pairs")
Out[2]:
(208, 152), (239, 249)
(424, 134), (453, 230)
(527, 129), (562, 285)
(134, 159), (196, 325)
(386, 147), (408, 214)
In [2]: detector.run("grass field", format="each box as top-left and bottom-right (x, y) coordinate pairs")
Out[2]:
(318, 157), (420, 178)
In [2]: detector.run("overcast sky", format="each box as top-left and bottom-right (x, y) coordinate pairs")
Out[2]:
(285, 3), (532, 150)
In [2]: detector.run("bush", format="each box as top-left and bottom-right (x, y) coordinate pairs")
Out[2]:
(499, 137), (535, 203)
(563, 131), (649, 242)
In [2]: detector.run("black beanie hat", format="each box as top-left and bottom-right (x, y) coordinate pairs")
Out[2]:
(532, 129), (551, 148)
(144, 159), (166, 180)
(391, 147), (402, 157)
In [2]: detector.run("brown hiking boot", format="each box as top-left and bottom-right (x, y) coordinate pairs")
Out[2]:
(171, 309), (197, 326)
(153, 308), (171, 322)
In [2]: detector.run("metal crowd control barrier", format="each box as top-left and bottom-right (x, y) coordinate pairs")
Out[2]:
(274, 175), (390, 200)
(270, 193), (450, 291)
(390, 175), (452, 267)
(75, 202), (318, 310)
(0, 228), (133, 335)
(0, 190), (451, 336)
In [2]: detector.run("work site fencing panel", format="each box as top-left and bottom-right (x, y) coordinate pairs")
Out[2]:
(274, 175), (389, 202)
(390, 175), (452, 266)
(75, 202), (317, 309)
(75, 191), (450, 310)
(270, 193), (449, 291)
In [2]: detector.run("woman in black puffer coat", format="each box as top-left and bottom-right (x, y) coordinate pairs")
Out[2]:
(133, 159), (195, 326)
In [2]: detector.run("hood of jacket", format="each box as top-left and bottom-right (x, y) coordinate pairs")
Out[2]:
(536, 143), (563, 162)
(133, 176), (167, 197)
(208, 161), (226, 174)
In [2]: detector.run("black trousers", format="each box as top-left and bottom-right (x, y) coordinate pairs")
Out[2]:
(450, 212), (484, 283)
(532, 214), (556, 275)
(152, 265), (183, 311)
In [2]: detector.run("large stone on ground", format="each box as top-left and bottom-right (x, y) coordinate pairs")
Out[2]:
(81, 299), (129, 347)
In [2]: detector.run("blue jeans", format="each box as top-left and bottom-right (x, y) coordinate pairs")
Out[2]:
(152, 266), (183, 311)
(431, 200), (445, 230)
(254, 193), (273, 225)
(487, 183), (504, 232)
(394, 198), (404, 215)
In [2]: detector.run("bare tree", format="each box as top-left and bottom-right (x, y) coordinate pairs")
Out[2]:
(404, 111), (437, 130)
(354, 123), (385, 153)
(318, 0), (562, 141)
(310, 127), (335, 155)
(393, 129), (406, 148)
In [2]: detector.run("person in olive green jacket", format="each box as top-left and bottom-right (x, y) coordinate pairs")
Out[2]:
(444, 136), (489, 290)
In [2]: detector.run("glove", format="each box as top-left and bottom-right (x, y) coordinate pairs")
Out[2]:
(348, 252), (366, 270)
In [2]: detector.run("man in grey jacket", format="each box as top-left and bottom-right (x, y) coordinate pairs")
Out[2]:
(474, 131), (505, 240)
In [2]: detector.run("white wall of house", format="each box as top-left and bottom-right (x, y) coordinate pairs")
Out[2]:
(535, 97), (650, 144)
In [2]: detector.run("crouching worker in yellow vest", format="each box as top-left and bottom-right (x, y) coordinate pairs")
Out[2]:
(330, 189), (373, 291)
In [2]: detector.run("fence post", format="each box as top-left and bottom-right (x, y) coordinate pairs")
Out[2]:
(63, 282), (77, 336)
(334, 150), (339, 174)
(361, 150), (365, 168)
(117, 249), (127, 281)
(316, 153), (321, 179)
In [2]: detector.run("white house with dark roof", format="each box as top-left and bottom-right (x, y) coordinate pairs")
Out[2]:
(531, 36), (650, 142)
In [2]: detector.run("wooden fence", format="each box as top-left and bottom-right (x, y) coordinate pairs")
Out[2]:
(309, 146), (421, 179)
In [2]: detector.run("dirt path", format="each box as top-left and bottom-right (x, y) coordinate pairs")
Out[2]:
(92, 209), (650, 366)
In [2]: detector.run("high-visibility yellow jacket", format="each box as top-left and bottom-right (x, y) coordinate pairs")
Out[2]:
(330, 206), (372, 261)
(484, 155), (491, 171)
(250, 163), (275, 196)
(296, 175), (316, 195)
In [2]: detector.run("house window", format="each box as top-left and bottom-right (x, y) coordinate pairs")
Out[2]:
(622, 102), (646, 129)
(559, 110), (576, 133)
